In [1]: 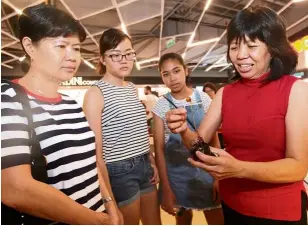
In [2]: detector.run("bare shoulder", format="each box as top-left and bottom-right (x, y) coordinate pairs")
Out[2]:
(85, 86), (103, 102)
(215, 86), (225, 99)
(84, 86), (104, 110)
(290, 80), (308, 96)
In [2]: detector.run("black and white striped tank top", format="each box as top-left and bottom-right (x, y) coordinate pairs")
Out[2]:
(95, 80), (150, 163)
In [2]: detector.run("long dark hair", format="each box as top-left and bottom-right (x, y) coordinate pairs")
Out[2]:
(227, 6), (298, 81)
(98, 28), (131, 75)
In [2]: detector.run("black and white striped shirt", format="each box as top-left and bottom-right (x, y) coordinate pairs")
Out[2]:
(1, 81), (104, 212)
(95, 81), (150, 163)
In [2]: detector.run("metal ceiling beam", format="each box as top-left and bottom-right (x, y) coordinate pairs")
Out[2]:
(168, 17), (227, 29)
(149, 0), (190, 33)
(59, 0), (99, 47)
(191, 0), (255, 71)
(211, 3), (239, 12)
(1, 6), (15, 36)
(88, 13), (161, 38)
(158, 0), (165, 58)
(1, 49), (20, 59)
(1, 63), (14, 69)
(2, 30), (19, 41)
(77, 0), (140, 21)
(287, 14), (308, 31)
(1, 40), (19, 49)
(1, 0), (45, 22)
(162, 32), (192, 40)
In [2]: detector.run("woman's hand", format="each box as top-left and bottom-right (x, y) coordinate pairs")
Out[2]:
(165, 108), (187, 133)
(161, 188), (178, 216)
(188, 147), (244, 180)
(105, 201), (124, 225)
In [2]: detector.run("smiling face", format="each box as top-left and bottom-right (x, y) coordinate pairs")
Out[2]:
(228, 36), (272, 80)
(101, 38), (135, 79)
(26, 35), (81, 82)
(160, 59), (188, 93)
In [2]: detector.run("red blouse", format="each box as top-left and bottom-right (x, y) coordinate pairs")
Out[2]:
(220, 72), (305, 221)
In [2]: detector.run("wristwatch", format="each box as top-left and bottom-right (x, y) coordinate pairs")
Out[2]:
(102, 197), (113, 204)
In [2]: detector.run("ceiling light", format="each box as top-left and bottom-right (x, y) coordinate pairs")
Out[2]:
(203, 0), (213, 11)
(219, 64), (231, 72)
(205, 63), (230, 72)
(121, 23), (128, 35)
(83, 59), (95, 69)
(188, 37), (220, 47)
(19, 56), (26, 62)
(138, 57), (159, 65)
(136, 62), (141, 70)
(188, 32), (196, 45)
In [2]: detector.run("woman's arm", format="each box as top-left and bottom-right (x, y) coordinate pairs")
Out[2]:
(83, 86), (122, 223)
(153, 114), (171, 191)
(167, 88), (224, 148)
(2, 165), (110, 224)
(189, 81), (308, 183)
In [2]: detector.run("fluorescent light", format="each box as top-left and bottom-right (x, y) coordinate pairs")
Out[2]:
(121, 23), (128, 35)
(140, 63), (158, 69)
(205, 63), (230, 72)
(219, 64), (231, 72)
(188, 37), (220, 47)
(19, 56), (26, 62)
(204, 0), (213, 11)
(138, 57), (159, 65)
(182, 52), (186, 59)
(188, 32), (196, 45)
(83, 59), (95, 69)
(136, 62), (141, 70)
(293, 0), (306, 2)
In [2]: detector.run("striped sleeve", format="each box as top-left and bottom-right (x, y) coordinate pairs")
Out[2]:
(198, 90), (212, 113)
(1, 82), (31, 169)
(152, 97), (169, 120)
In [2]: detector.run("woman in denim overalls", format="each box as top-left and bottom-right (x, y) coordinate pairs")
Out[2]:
(152, 53), (224, 224)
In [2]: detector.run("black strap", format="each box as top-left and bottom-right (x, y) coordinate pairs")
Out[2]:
(163, 95), (196, 131)
(1, 79), (50, 225)
(2, 80), (38, 152)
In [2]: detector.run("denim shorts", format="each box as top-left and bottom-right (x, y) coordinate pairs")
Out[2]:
(106, 154), (156, 207)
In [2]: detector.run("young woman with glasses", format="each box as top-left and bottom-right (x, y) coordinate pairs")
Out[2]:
(83, 28), (161, 225)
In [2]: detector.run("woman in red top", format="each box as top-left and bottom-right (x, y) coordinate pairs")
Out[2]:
(165, 6), (308, 224)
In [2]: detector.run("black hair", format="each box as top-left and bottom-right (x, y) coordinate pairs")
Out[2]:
(145, 86), (151, 92)
(227, 6), (298, 82)
(98, 28), (132, 75)
(19, 3), (86, 57)
(158, 52), (186, 72)
(202, 82), (217, 93)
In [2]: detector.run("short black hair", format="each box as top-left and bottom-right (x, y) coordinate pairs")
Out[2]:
(145, 86), (151, 92)
(19, 4), (86, 48)
(202, 82), (217, 93)
(227, 6), (297, 82)
(98, 28), (131, 74)
(158, 53), (186, 72)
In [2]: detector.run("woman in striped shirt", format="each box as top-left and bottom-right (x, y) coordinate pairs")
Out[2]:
(1, 4), (121, 224)
(83, 28), (161, 225)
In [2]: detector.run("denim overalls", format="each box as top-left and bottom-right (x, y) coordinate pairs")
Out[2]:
(162, 90), (219, 210)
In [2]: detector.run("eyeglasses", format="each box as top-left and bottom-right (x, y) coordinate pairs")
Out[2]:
(104, 52), (136, 62)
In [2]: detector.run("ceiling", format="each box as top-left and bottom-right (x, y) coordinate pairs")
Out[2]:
(1, 0), (308, 76)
